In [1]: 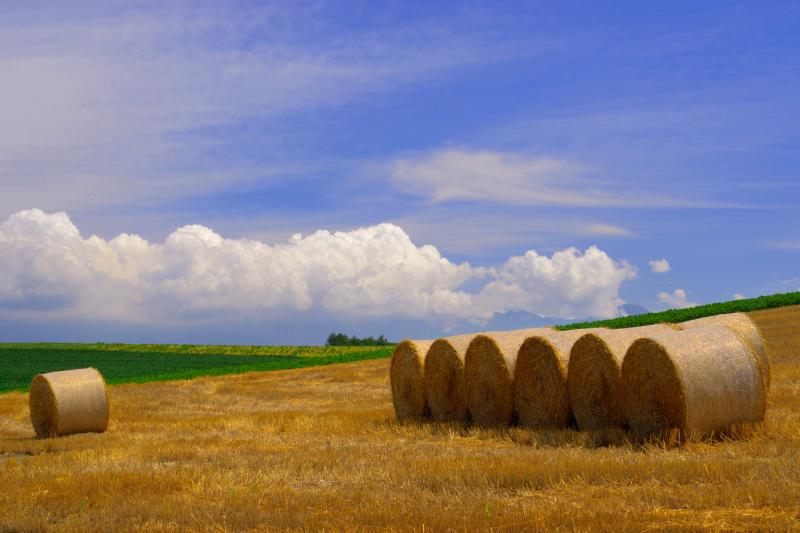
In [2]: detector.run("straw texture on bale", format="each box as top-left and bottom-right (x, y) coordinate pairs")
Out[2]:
(29, 367), (109, 438)
(514, 328), (606, 428)
(464, 328), (553, 427)
(390, 339), (434, 423)
(424, 333), (475, 422)
(567, 324), (677, 430)
(680, 313), (770, 391)
(621, 326), (766, 439)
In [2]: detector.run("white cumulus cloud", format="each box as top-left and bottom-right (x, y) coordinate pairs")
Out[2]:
(657, 288), (696, 309)
(649, 258), (671, 273)
(0, 209), (637, 324)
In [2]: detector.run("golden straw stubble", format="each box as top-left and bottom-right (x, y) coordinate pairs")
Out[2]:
(29, 367), (109, 438)
(680, 313), (771, 391)
(621, 326), (766, 439)
(513, 329), (605, 428)
(465, 328), (552, 427)
(424, 334), (475, 422)
(567, 324), (677, 430)
(390, 339), (433, 423)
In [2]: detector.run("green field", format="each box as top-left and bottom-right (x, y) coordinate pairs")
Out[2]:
(0, 344), (394, 393)
(557, 290), (800, 330)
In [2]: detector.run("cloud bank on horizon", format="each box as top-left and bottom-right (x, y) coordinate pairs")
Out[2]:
(0, 210), (635, 328)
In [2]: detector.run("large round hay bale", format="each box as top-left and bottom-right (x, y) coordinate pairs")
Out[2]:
(424, 333), (475, 422)
(464, 328), (552, 427)
(621, 326), (766, 439)
(567, 324), (677, 430)
(29, 367), (109, 438)
(390, 339), (434, 423)
(680, 313), (770, 391)
(514, 328), (606, 428)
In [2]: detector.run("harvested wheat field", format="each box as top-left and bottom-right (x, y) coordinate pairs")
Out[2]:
(1, 306), (799, 531)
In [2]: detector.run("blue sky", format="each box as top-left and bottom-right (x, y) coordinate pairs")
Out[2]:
(0, 1), (798, 343)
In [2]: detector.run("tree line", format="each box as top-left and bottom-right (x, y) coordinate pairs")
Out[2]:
(325, 332), (391, 346)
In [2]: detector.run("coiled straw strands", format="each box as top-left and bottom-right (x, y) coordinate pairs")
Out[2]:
(621, 326), (766, 439)
(567, 324), (677, 430)
(390, 339), (434, 423)
(514, 328), (606, 428)
(680, 313), (770, 391)
(29, 367), (109, 438)
(464, 328), (553, 427)
(424, 333), (475, 422)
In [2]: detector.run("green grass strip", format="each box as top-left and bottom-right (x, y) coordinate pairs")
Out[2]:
(0, 346), (395, 393)
(557, 290), (800, 330)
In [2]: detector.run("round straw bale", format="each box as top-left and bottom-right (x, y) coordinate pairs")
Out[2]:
(390, 339), (434, 423)
(567, 324), (677, 430)
(621, 326), (766, 439)
(464, 328), (553, 427)
(29, 367), (109, 438)
(514, 328), (606, 428)
(425, 333), (475, 422)
(679, 313), (770, 391)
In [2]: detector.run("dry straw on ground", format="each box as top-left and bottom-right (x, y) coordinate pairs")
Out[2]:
(621, 326), (766, 439)
(567, 324), (677, 430)
(514, 328), (606, 428)
(680, 312), (771, 391)
(464, 328), (552, 427)
(424, 333), (475, 422)
(390, 339), (433, 423)
(29, 367), (109, 438)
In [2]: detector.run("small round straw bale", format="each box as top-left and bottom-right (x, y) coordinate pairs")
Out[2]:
(514, 328), (606, 428)
(29, 367), (109, 438)
(679, 313), (770, 391)
(621, 326), (766, 439)
(567, 324), (677, 430)
(390, 339), (434, 423)
(464, 328), (553, 427)
(425, 333), (475, 422)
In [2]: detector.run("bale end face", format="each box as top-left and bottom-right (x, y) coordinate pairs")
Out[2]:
(390, 340), (430, 423)
(568, 334), (626, 430)
(464, 335), (515, 427)
(514, 337), (570, 428)
(30, 374), (60, 438)
(425, 339), (468, 422)
(621, 338), (687, 438)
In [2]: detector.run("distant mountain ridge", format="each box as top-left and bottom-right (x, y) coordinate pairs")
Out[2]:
(616, 303), (650, 317)
(443, 304), (650, 336)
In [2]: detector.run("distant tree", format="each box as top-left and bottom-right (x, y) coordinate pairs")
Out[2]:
(325, 332), (391, 346)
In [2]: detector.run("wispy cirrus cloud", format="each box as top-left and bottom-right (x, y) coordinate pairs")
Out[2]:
(0, 4), (518, 215)
(389, 148), (732, 208)
(767, 240), (800, 251)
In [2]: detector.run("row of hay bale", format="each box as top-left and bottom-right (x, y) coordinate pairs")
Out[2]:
(390, 313), (769, 439)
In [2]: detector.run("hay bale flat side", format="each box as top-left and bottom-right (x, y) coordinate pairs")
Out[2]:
(424, 333), (475, 422)
(567, 324), (676, 430)
(680, 312), (771, 391)
(621, 326), (766, 439)
(514, 328), (606, 428)
(390, 339), (434, 423)
(464, 328), (552, 427)
(29, 367), (109, 438)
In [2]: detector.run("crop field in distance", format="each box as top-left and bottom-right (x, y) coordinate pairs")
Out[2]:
(0, 344), (393, 393)
(0, 304), (798, 531)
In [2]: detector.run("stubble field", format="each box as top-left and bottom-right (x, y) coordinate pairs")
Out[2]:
(0, 306), (798, 531)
